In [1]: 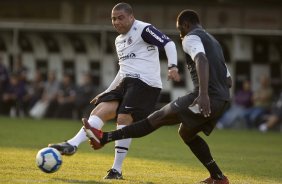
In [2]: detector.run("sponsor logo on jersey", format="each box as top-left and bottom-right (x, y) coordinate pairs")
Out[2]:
(119, 52), (136, 61)
(146, 27), (164, 43)
(125, 73), (140, 78)
(162, 35), (170, 40)
(147, 45), (156, 51)
(116, 39), (126, 49)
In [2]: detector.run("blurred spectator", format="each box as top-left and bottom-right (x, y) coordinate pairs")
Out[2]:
(217, 79), (253, 129)
(54, 73), (76, 119)
(29, 71), (57, 119)
(42, 71), (59, 102)
(13, 54), (28, 84)
(75, 72), (97, 118)
(259, 92), (282, 132)
(42, 71), (60, 118)
(24, 70), (45, 115)
(0, 73), (27, 116)
(0, 56), (10, 115)
(244, 75), (273, 128)
(0, 55), (9, 96)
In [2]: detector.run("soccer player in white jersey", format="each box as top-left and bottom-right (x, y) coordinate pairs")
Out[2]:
(49, 2), (180, 179)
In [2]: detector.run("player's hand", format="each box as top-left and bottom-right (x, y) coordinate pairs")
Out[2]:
(168, 67), (181, 82)
(190, 94), (211, 118)
(90, 92), (104, 104)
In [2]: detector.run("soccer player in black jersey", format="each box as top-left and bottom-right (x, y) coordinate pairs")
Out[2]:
(83, 9), (231, 184)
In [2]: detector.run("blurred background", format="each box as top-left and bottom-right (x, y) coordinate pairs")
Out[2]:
(0, 0), (281, 131)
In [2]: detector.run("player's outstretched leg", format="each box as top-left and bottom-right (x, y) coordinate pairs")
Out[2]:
(83, 105), (179, 149)
(48, 142), (77, 156)
(49, 115), (104, 155)
(82, 118), (157, 149)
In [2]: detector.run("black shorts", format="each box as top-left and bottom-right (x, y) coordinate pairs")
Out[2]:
(171, 92), (230, 136)
(96, 77), (161, 121)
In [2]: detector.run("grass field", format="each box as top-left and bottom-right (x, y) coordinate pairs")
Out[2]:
(0, 116), (281, 184)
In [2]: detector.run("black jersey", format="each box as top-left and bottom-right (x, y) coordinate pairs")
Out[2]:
(183, 28), (230, 101)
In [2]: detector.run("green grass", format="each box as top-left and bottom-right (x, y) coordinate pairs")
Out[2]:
(0, 116), (281, 184)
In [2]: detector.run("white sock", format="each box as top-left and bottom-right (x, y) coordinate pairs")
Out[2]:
(68, 115), (104, 147)
(112, 125), (132, 173)
(88, 115), (104, 130)
(67, 127), (88, 147)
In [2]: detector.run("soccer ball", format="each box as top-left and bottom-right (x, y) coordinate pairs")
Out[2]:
(36, 147), (62, 173)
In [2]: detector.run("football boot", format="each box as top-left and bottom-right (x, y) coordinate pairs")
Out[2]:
(81, 118), (104, 150)
(48, 141), (77, 156)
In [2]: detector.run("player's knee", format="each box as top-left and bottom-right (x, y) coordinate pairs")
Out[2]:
(90, 102), (117, 120)
(178, 126), (194, 144)
(149, 108), (165, 121)
(117, 114), (133, 125)
(178, 127), (186, 140)
(147, 109), (168, 128)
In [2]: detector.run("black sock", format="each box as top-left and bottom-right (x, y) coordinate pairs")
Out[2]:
(101, 118), (155, 145)
(186, 135), (224, 180)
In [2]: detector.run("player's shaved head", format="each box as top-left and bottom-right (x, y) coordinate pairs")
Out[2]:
(113, 2), (133, 15)
(177, 9), (200, 25)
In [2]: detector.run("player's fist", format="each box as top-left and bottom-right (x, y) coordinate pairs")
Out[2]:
(168, 67), (181, 82)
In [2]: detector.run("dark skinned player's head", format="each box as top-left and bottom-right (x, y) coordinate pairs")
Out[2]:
(176, 10), (200, 39)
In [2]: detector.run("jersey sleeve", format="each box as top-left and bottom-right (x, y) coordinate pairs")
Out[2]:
(141, 25), (171, 48)
(105, 70), (123, 93)
(164, 41), (178, 67)
(182, 35), (205, 61)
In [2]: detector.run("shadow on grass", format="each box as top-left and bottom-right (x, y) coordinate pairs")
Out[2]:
(53, 178), (155, 184)
(126, 180), (155, 184)
(53, 178), (107, 184)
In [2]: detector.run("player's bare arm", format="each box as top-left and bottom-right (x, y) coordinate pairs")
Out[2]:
(194, 52), (211, 117)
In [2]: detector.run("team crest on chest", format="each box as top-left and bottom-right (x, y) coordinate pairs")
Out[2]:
(127, 36), (133, 45)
